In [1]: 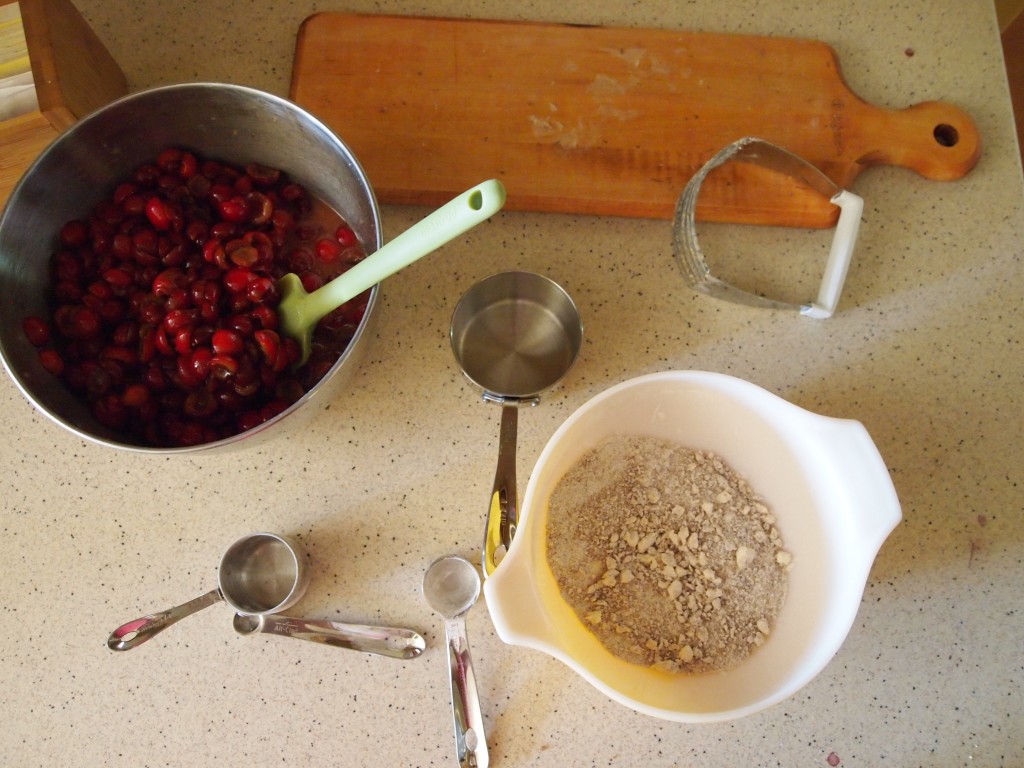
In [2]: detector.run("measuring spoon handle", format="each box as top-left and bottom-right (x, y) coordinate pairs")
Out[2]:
(242, 614), (426, 659)
(107, 588), (223, 651)
(444, 616), (489, 768)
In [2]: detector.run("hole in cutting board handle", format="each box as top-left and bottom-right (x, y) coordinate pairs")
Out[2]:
(933, 124), (960, 147)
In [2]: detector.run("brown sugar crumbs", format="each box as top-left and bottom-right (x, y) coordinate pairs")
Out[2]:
(545, 435), (791, 673)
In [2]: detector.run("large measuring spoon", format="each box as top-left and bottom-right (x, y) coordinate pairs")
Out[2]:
(450, 272), (582, 577)
(108, 532), (309, 651)
(423, 555), (489, 768)
(233, 613), (425, 659)
(279, 179), (506, 366)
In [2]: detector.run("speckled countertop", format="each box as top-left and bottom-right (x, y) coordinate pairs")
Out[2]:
(1, 1), (1022, 766)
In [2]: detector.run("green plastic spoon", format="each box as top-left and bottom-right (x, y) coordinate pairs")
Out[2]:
(277, 179), (507, 366)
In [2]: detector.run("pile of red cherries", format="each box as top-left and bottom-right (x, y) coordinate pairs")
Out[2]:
(21, 148), (369, 448)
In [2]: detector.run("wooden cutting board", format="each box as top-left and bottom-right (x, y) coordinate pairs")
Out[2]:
(290, 13), (980, 227)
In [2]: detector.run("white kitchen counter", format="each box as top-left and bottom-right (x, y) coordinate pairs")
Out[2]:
(1, 1), (1021, 766)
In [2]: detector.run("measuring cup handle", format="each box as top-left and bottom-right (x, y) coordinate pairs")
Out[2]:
(444, 617), (490, 768)
(483, 405), (518, 577)
(106, 589), (223, 651)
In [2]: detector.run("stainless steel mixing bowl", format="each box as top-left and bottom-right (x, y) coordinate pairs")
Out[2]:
(0, 83), (382, 453)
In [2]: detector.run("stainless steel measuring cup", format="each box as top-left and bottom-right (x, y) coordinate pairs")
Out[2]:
(107, 532), (309, 651)
(450, 272), (583, 576)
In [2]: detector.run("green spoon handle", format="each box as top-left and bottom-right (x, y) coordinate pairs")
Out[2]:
(302, 179), (507, 325)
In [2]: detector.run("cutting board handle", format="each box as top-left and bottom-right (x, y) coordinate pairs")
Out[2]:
(856, 99), (981, 181)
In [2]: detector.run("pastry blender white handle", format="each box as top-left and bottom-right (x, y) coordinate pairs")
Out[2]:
(801, 190), (864, 319)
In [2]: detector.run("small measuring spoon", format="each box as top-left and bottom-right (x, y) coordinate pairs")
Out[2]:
(233, 613), (426, 659)
(450, 272), (582, 577)
(278, 179), (506, 366)
(423, 556), (489, 768)
(107, 532), (308, 651)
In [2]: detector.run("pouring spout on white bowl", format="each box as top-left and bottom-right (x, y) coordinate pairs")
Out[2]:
(803, 414), (902, 563)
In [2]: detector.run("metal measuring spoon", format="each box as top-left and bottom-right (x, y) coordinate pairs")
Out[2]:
(450, 272), (582, 577)
(423, 556), (489, 768)
(107, 532), (308, 651)
(233, 613), (426, 659)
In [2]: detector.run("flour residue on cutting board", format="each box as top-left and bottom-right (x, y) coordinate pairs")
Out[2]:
(528, 47), (669, 149)
(529, 105), (600, 150)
